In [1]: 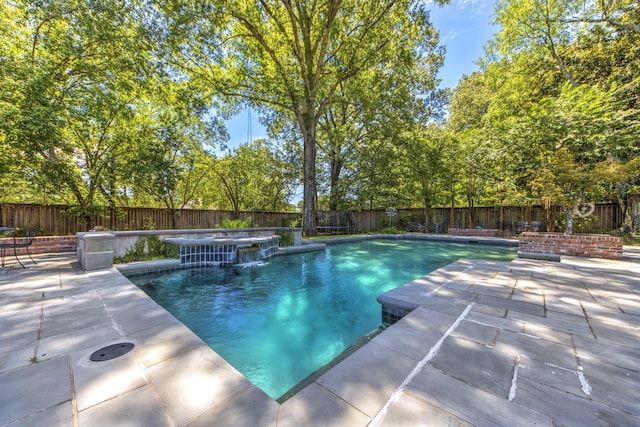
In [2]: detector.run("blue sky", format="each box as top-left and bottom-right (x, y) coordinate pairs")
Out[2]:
(224, 0), (496, 148)
(429, 0), (496, 88)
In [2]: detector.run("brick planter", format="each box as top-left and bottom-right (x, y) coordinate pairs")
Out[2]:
(0, 236), (77, 256)
(448, 228), (500, 237)
(518, 232), (623, 260)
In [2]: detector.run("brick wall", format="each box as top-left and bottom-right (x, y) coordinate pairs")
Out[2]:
(518, 232), (623, 260)
(0, 236), (77, 256)
(448, 228), (501, 237)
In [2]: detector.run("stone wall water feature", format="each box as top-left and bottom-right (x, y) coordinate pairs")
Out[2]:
(77, 228), (300, 271)
(163, 236), (280, 267)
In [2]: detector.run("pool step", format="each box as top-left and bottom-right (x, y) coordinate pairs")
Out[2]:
(378, 258), (514, 325)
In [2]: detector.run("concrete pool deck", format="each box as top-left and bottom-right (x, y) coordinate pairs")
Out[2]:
(1, 248), (639, 426)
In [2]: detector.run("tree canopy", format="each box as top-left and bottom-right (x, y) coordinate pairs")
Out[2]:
(160, 0), (447, 234)
(1, 0), (638, 234)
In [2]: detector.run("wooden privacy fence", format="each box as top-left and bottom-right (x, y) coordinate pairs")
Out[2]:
(0, 204), (301, 236)
(350, 204), (623, 235)
(0, 203), (623, 236)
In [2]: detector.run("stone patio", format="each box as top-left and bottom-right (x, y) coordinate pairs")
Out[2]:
(1, 246), (639, 426)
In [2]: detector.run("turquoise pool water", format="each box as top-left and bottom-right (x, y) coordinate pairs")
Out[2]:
(131, 239), (516, 399)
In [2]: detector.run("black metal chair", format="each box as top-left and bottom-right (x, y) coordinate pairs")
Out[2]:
(0, 236), (14, 268)
(0, 226), (38, 268)
(407, 222), (426, 233)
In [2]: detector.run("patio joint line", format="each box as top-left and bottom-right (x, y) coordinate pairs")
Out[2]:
(425, 264), (476, 298)
(69, 355), (79, 427)
(579, 300), (598, 340)
(313, 382), (372, 423)
(33, 305), (43, 362)
(367, 302), (475, 427)
(508, 355), (521, 401)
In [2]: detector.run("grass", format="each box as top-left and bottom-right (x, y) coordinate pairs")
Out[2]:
(608, 231), (640, 246)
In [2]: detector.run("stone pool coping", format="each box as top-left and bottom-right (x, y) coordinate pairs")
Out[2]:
(310, 233), (519, 247)
(114, 233), (517, 276)
(1, 245), (639, 426)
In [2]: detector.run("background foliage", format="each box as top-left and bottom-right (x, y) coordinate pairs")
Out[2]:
(1, 0), (638, 233)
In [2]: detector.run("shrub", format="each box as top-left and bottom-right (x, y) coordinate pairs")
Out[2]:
(12, 225), (44, 237)
(379, 226), (401, 234)
(114, 235), (179, 263)
(397, 211), (424, 230)
(217, 218), (253, 228)
(276, 229), (294, 246)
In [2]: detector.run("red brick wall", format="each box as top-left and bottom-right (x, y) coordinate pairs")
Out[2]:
(0, 236), (77, 256)
(448, 228), (500, 237)
(519, 232), (623, 260)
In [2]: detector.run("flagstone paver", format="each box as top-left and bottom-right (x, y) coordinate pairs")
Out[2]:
(1, 245), (639, 426)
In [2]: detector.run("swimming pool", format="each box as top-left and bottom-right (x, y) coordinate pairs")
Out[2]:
(130, 239), (516, 400)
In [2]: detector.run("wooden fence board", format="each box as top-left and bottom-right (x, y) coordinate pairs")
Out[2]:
(0, 203), (624, 236)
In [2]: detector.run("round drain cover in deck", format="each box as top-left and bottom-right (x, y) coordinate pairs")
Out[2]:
(90, 342), (135, 362)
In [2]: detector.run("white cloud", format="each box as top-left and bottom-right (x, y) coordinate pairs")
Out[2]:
(440, 30), (459, 43)
(457, 0), (494, 17)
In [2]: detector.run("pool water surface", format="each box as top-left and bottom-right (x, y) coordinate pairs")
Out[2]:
(130, 239), (516, 399)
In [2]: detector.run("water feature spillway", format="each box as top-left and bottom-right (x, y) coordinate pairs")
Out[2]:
(163, 235), (280, 267)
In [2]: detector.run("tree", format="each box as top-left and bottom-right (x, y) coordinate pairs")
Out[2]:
(204, 140), (298, 215)
(164, 0), (447, 235)
(493, 0), (580, 86)
(349, 135), (409, 210)
(403, 125), (449, 224)
(475, 0), (640, 232)
(560, 0), (640, 35)
(315, 9), (445, 211)
(0, 1), (227, 228)
(0, 0), (153, 225)
(448, 72), (492, 131)
(128, 97), (219, 227)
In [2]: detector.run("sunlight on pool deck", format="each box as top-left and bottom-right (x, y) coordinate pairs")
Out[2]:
(1, 245), (639, 426)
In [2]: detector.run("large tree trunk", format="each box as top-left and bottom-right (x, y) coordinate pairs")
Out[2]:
(423, 203), (430, 227)
(449, 188), (455, 230)
(422, 181), (431, 226)
(328, 154), (342, 211)
(624, 193), (640, 232)
(615, 184), (640, 232)
(162, 198), (179, 229)
(170, 210), (179, 229)
(302, 121), (318, 237)
(466, 196), (475, 228)
(545, 206), (557, 232)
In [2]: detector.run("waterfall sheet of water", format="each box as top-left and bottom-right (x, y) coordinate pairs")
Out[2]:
(236, 246), (261, 265)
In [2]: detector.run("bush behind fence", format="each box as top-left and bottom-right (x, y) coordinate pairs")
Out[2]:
(0, 203), (623, 236)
